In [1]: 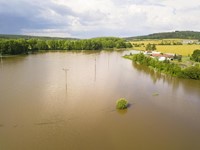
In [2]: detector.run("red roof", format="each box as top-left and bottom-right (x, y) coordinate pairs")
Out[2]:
(151, 53), (174, 58)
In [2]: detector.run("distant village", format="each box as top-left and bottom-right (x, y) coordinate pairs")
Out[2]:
(182, 39), (200, 45)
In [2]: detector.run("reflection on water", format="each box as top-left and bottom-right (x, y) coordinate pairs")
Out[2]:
(0, 50), (200, 150)
(0, 55), (3, 68)
(132, 62), (200, 97)
(116, 109), (128, 115)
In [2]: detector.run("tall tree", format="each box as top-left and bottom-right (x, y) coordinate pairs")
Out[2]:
(191, 49), (200, 62)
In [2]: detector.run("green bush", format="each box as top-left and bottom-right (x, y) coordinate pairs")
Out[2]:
(191, 49), (200, 62)
(116, 98), (128, 109)
(179, 66), (200, 80)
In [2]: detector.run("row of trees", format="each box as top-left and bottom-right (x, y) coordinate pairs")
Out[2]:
(158, 41), (183, 45)
(0, 37), (132, 55)
(131, 53), (200, 80)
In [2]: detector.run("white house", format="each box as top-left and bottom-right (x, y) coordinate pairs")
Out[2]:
(158, 57), (166, 61)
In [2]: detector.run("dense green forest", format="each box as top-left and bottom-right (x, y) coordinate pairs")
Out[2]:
(0, 37), (132, 55)
(125, 53), (200, 80)
(127, 31), (200, 40)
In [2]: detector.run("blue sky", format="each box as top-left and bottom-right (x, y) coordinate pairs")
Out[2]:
(0, 0), (200, 38)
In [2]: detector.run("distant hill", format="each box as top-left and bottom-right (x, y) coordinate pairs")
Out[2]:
(126, 31), (200, 40)
(2, 31), (200, 41)
(0, 34), (78, 40)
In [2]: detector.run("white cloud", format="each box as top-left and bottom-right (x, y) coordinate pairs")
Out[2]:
(0, 0), (200, 38)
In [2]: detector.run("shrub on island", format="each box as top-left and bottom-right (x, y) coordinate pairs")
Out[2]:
(116, 98), (128, 109)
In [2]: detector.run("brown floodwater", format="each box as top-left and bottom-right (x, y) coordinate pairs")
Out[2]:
(0, 50), (200, 150)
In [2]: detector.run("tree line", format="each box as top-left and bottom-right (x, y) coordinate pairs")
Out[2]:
(0, 37), (132, 55)
(127, 53), (200, 80)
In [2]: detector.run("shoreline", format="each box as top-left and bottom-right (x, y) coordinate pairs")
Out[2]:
(0, 48), (135, 57)
(124, 53), (200, 80)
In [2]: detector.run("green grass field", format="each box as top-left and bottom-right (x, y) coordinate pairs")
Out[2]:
(131, 39), (200, 56)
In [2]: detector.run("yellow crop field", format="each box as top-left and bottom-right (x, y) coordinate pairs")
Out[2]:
(131, 39), (200, 56)
(131, 39), (183, 45)
(156, 45), (200, 56)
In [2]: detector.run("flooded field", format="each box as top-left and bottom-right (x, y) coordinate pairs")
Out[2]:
(0, 50), (200, 150)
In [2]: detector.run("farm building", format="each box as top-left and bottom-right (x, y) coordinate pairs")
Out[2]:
(144, 51), (181, 61)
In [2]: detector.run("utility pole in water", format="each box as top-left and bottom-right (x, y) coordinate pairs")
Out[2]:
(94, 56), (96, 82)
(63, 68), (69, 91)
(0, 53), (3, 68)
(108, 53), (110, 69)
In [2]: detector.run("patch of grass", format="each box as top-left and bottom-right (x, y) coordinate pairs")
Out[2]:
(116, 98), (128, 109)
(123, 55), (134, 60)
(173, 56), (194, 68)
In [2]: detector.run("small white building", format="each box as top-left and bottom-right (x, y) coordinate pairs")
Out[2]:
(182, 40), (198, 44)
(158, 57), (166, 61)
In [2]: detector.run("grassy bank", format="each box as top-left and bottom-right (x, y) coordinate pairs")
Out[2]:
(124, 53), (200, 80)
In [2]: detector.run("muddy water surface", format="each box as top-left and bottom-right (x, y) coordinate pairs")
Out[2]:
(0, 50), (200, 150)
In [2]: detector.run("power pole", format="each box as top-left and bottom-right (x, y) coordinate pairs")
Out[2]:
(108, 53), (110, 69)
(94, 56), (96, 82)
(0, 53), (2, 68)
(63, 68), (69, 91)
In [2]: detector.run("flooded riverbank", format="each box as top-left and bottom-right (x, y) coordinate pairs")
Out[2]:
(0, 50), (200, 150)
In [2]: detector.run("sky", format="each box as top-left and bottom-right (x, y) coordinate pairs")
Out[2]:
(0, 0), (200, 38)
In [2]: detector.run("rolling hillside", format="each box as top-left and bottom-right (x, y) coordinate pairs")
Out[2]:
(127, 31), (200, 40)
